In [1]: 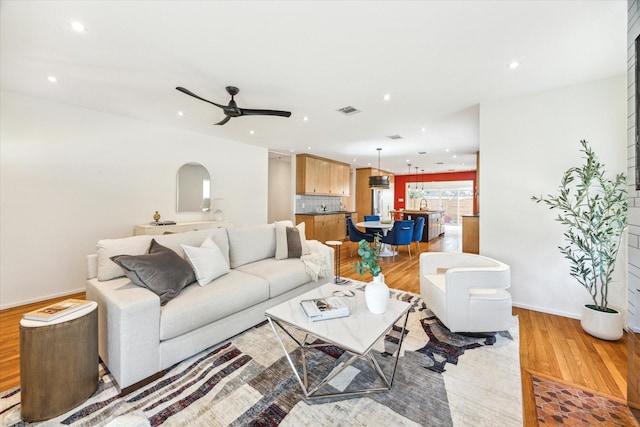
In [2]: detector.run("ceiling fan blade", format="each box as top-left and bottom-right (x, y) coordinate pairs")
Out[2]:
(176, 87), (226, 109)
(238, 108), (292, 118)
(214, 116), (232, 126)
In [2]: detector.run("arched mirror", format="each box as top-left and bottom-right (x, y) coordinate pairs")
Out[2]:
(177, 163), (211, 212)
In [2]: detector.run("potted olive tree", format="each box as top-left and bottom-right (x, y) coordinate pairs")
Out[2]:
(532, 140), (627, 340)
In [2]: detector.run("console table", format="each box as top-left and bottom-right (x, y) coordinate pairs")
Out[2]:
(134, 220), (232, 235)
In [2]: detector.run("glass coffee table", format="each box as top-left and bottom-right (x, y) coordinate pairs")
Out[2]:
(265, 283), (411, 399)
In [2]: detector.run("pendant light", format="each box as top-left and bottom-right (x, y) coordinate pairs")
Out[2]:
(421, 169), (425, 191)
(414, 166), (419, 190)
(369, 148), (390, 189)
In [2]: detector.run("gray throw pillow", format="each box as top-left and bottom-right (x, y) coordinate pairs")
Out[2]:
(111, 239), (196, 305)
(286, 226), (303, 258)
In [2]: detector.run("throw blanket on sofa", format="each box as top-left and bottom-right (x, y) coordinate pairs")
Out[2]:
(301, 240), (332, 281)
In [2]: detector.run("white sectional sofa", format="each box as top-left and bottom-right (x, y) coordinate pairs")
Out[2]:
(86, 223), (333, 390)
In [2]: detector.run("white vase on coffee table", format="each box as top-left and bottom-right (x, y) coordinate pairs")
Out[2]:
(365, 273), (389, 314)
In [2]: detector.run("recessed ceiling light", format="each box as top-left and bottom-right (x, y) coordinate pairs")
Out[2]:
(70, 21), (85, 32)
(383, 94), (391, 101)
(47, 76), (57, 83)
(445, 148), (450, 152)
(249, 130), (255, 135)
(508, 61), (520, 70)
(453, 155), (457, 158)
(367, 162), (371, 166)
(421, 127), (426, 132)
(307, 146), (311, 150)
(289, 149), (295, 153)
(303, 116), (308, 121)
(177, 111), (184, 116)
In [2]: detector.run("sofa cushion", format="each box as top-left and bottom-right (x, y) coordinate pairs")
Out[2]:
(111, 240), (196, 305)
(275, 220), (293, 259)
(97, 234), (153, 281)
(227, 224), (276, 268)
(96, 228), (229, 281)
(159, 270), (270, 340)
(275, 221), (311, 260)
(181, 237), (230, 286)
(155, 228), (230, 265)
(424, 274), (446, 293)
(236, 257), (311, 298)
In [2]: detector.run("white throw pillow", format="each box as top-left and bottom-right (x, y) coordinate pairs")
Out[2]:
(181, 237), (230, 286)
(275, 220), (311, 260)
(296, 222), (311, 256)
(275, 220), (294, 259)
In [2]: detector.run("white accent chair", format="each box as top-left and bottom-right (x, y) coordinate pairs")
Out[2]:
(419, 252), (512, 333)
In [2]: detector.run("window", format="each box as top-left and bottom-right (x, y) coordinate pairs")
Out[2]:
(406, 180), (473, 225)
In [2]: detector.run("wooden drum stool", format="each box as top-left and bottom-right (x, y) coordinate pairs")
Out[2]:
(20, 301), (98, 421)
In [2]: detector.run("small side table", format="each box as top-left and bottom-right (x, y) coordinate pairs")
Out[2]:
(325, 240), (350, 285)
(20, 301), (99, 422)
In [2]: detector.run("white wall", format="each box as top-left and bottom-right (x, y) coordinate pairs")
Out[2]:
(0, 91), (268, 308)
(480, 75), (627, 319)
(628, 0), (640, 335)
(268, 156), (294, 223)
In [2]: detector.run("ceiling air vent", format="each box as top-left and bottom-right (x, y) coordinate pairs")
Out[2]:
(337, 106), (361, 115)
(436, 162), (445, 165)
(387, 134), (403, 140)
(418, 151), (427, 155)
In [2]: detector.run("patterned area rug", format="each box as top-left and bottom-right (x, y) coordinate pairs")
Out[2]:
(0, 286), (522, 426)
(532, 375), (639, 426)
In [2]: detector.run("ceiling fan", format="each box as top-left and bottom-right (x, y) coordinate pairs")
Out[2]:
(175, 86), (292, 125)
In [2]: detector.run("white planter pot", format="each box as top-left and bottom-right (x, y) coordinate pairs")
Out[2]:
(365, 273), (389, 314)
(580, 305), (623, 341)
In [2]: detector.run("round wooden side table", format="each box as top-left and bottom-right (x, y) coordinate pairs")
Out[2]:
(20, 301), (99, 422)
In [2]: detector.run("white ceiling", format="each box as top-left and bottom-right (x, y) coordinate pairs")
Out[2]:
(0, 1), (627, 174)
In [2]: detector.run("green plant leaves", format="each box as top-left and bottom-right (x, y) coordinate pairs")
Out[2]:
(355, 236), (382, 278)
(532, 140), (627, 311)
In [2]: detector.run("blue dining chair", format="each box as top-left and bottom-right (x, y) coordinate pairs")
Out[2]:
(411, 216), (426, 253)
(363, 215), (381, 237)
(381, 220), (414, 260)
(347, 217), (374, 256)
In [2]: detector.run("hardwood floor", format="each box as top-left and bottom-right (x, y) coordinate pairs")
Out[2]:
(0, 224), (629, 427)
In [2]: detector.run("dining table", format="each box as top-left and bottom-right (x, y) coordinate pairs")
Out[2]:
(355, 220), (396, 257)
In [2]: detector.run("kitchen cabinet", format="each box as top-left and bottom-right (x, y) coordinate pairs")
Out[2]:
(355, 168), (394, 220)
(295, 214), (346, 242)
(296, 154), (350, 196)
(462, 215), (479, 254)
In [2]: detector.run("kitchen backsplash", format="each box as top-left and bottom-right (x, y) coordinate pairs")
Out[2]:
(296, 195), (346, 213)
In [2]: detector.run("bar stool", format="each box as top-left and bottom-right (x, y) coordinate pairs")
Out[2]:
(325, 240), (350, 285)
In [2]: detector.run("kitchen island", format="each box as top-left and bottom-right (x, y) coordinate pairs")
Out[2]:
(390, 210), (445, 242)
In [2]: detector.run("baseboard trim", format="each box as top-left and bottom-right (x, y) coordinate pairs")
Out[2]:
(512, 302), (581, 320)
(0, 288), (86, 311)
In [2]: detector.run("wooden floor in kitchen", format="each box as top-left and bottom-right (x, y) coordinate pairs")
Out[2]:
(0, 225), (630, 426)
